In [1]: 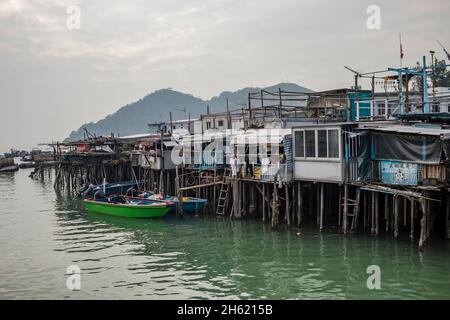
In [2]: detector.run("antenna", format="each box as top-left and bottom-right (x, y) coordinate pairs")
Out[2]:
(437, 40), (450, 60)
(344, 66), (360, 76)
(175, 107), (187, 118)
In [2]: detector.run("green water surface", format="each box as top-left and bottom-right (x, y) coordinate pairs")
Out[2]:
(0, 169), (449, 299)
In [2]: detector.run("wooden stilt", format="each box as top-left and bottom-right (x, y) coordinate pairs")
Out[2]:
(375, 192), (379, 235)
(343, 184), (348, 235)
(385, 194), (390, 232)
(394, 195), (399, 240)
(371, 192), (375, 235)
(320, 183), (324, 231)
(338, 185), (342, 227)
(285, 184), (291, 226)
(403, 197), (407, 227)
(297, 182), (302, 227)
(446, 193), (450, 240)
(410, 198), (415, 240)
(262, 183), (266, 222)
(419, 198), (427, 250)
(271, 182), (279, 229)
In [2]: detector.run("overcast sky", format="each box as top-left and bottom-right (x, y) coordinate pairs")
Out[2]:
(0, 0), (449, 152)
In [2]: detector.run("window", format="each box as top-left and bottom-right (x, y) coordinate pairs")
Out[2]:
(328, 130), (339, 158)
(206, 121), (211, 129)
(218, 120), (224, 127)
(294, 131), (304, 157)
(305, 130), (316, 157)
(294, 128), (340, 159)
(318, 130), (327, 158)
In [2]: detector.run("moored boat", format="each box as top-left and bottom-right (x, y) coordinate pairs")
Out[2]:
(0, 165), (19, 173)
(83, 195), (171, 218)
(144, 193), (207, 214)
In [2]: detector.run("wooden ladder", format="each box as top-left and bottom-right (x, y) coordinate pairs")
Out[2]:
(216, 168), (231, 215)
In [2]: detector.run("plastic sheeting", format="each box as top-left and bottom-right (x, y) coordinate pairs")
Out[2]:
(371, 132), (442, 164)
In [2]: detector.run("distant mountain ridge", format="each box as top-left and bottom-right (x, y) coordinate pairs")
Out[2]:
(65, 83), (313, 142)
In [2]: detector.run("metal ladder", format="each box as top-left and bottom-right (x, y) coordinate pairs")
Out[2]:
(216, 168), (231, 215)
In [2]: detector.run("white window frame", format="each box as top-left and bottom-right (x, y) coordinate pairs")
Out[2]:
(293, 128), (341, 161)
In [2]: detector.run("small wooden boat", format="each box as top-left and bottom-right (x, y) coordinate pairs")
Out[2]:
(144, 194), (207, 214)
(83, 195), (171, 218)
(0, 165), (19, 173)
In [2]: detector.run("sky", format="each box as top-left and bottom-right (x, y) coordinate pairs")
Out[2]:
(0, 0), (449, 152)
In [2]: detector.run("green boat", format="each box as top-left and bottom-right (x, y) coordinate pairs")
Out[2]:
(84, 196), (170, 218)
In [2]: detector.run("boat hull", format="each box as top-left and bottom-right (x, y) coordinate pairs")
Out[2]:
(84, 198), (170, 218)
(0, 165), (19, 173)
(167, 197), (207, 214)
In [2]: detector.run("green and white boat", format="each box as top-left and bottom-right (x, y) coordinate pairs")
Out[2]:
(83, 195), (171, 218)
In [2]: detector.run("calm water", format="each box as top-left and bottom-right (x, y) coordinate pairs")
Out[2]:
(1, 168), (450, 299)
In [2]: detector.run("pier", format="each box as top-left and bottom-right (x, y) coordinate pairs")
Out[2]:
(29, 72), (450, 251)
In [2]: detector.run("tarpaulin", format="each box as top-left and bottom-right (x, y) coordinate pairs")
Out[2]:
(358, 134), (371, 179)
(371, 132), (442, 164)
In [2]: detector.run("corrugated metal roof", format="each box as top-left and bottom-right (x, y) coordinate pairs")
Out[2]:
(362, 124), (450, 137)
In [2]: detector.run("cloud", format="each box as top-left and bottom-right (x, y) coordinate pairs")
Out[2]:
(0, 0), (448, 150)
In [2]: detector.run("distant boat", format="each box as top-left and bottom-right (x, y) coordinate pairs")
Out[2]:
(0, 165), (19, 173)
(80, 180), (140, 197)
(144, 194), (207, 214)
(83, 196), (171, 218)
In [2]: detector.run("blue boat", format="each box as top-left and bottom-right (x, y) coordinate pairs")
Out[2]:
(168, 197), (208, 214)
(144, 194), (207, 214)
(80, 180), (140, 197)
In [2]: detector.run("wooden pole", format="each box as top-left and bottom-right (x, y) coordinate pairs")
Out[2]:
(394, 195), (399, 240)
(262, 183), (266, 222)
(320, 183), (324, 231)
(285, 184), (291, 226)
(338, 185), (342, 227)
(446, 193), (450, 240)
(297, 182), (302, 227)
(343, 184), (348, 235)
(351, 187), (361, 232)
(403, 196), (407, 227)
(271, 182), (279, 229)
(375, 192), (379, 235)
(410, 198), (415, 240)
(385, 194), (390, 232)
(419, 198), (427, 250)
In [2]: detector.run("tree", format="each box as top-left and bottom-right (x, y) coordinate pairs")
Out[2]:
(431, 59), (450, 88)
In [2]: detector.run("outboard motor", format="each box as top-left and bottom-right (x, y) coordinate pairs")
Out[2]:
(82, 184), (95, 196)
(94, 189), (105, 199)
(126, 187), (138, 197)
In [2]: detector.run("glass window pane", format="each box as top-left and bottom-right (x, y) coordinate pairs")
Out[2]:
(318, 130), (327, 158)
(294, 131), (304, 157)
(328, 129), (339, 158)
(305, 130), (316, 157)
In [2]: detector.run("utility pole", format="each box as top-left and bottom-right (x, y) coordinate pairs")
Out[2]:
(422, 55), (430, 113)
(430, 50), (436, 100)
(344, 66), (361, 120)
